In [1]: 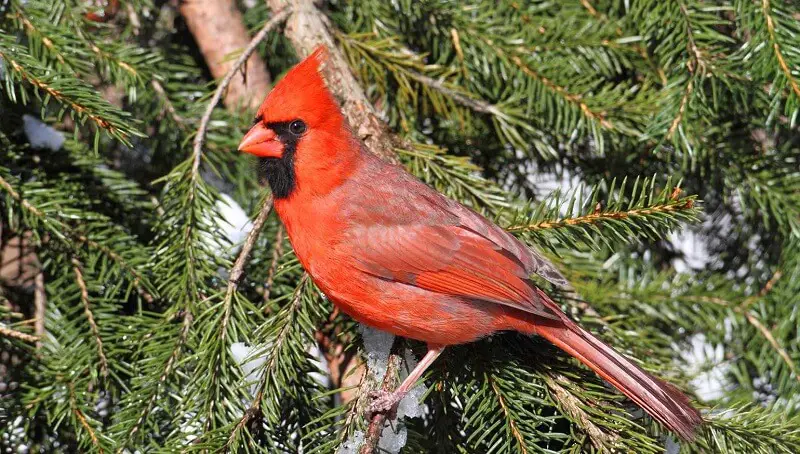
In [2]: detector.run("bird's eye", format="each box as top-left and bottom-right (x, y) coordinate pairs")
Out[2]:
(289, 120), (307, 135)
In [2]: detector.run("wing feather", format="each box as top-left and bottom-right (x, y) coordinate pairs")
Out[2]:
(350, 223), (559, 319)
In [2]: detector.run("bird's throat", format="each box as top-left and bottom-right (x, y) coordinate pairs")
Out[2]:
(258, 155), (296, 199)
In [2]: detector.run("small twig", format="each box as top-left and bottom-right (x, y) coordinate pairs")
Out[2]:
(360, 343), (402, 454)
(489, 377), (529, 454)
(762, 0), (800, 97)
(180, 0), (273, 109)
(667, 78), (694, 140)
(743, 313), (800, 382)
(580, 0), (600, 18)
(34, 270), (46, 348)
(150, 80), (187, 127)
(406, 70), (509, 118)
(332, 357), (369, 443)
(682, 278), (798, 382)
(255, 274), (308, 404)
(543, 372), (619, 450)
(679, 3), (708, 75)
(191, 8), (291, 178)
(225, 274), (309, 451)
(506, 199), (696, 232)
(0, 324), (38, 343)
(72, 258), (108, 378)
(120, 311), (193, 451)
(468, 33), (614, 130)
(68, 382), (104, 453)
(738, 270), (782, 311)
(219, 195), (274, 341)
(0, 51), (123, 137)
(207, 196), (275, 432)
(263, 225), (285, 307)
(75, 235), (155, 304)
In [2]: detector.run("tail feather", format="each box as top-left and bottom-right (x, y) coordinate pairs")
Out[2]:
(534, 321), (702, 441)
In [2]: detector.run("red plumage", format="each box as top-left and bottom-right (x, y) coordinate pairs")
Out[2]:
(239, 46), (702, 441)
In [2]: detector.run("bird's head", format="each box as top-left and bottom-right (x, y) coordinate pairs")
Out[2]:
(239, 46), (349, 198)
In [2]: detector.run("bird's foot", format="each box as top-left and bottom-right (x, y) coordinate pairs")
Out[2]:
(366, 390), (404, 420)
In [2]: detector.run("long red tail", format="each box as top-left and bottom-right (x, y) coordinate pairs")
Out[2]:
(531, 320), (702, 440)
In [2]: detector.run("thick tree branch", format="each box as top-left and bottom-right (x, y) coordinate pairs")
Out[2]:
(360, 344), (402, 454)
(180, 0), (273, 109)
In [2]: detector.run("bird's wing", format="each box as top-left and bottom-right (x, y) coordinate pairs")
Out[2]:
(349, 223), (561, 320)
(446, 201), (569, 288)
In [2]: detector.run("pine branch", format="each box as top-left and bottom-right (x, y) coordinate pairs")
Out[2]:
(508, 177), (700, 251)
(488, 376), (530, 454)
(117, 311), (194, 451)
(71, 258), (109, 379)
(0, 32), (141, 145)
(694, 405), (800, 453)
(0, 172), (155, 303)
(397, 143), (510, 213)
(219, 195), (273, 342)
(68, 382), (106, 454)
(762, 0), (800, 98)
(263, 224), (285, 306)
(199, 195), (273, 434)
(0, 324), (38, 343)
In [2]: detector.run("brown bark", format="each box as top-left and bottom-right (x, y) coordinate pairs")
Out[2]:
(180, 0), (272, 109)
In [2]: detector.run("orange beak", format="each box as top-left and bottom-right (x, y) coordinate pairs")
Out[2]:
(238, 123), (283, 158)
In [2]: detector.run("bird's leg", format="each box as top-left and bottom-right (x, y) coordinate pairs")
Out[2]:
(367, 344), (444, 419)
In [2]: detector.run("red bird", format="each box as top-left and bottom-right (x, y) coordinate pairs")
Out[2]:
(239, 47), (702, 440)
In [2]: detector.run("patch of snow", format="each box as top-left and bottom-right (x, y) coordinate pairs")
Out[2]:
(231, 342), (265, 386)
(669, 227), (712, 273)
(665, 436), (680, 454)
(308, 343), (331, 389)
(379, 422), (408, 454)
(231, 341), (330, 398)
(528, 163), (584, 203)
(202, 194), (253, 257)
(395, 349), (426, 420)
(216, 193), (253, 246)
(680, 333), (730, 402)
(359, 325), (395, 382)
(22, 115), (64, 151)
(335, 430), (365, 454)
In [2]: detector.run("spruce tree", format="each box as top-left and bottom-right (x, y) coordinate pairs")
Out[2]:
(1, 0), (799, 452)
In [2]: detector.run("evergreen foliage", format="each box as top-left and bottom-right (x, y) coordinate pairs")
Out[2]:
(1, 0), (799, 452)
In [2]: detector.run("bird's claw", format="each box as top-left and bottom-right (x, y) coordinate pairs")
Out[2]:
(366, 390), (403, 420)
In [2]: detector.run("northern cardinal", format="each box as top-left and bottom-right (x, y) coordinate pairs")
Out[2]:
(239, 47), (702, 441)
